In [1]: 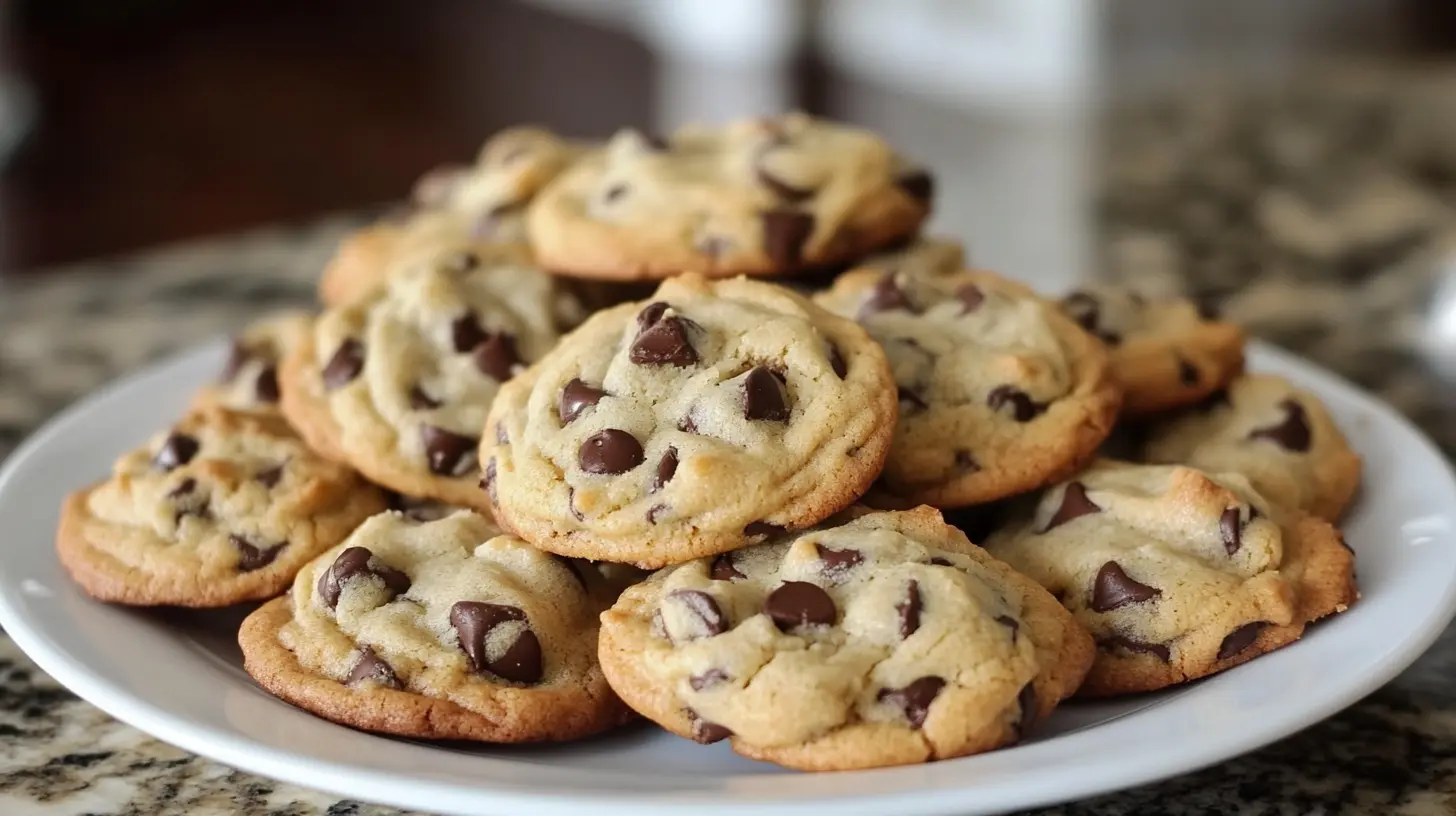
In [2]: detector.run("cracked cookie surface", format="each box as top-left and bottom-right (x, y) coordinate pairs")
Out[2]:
(57, 406), (386, 607)
(597, 507), (1093, 770)
(481, 273), (897, 567)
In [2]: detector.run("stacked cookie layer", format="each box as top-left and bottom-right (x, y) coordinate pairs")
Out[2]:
(56, 113), (1362, 772)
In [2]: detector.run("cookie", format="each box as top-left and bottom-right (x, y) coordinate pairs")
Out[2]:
(319, 126), (582, 307)
(481, 273), (898, 568)
(852, 235), (966, 280)
(282, 246), (578, 507)
(190, 310), (312, 418)
(813, 268), (1121, 509)
(526, 113), (932, 281)
(239, 509), (640, 742)
(57, 407), (386, 607)
(1141, 374), (1361, 521)
(597, 507), (1094, 770)
(982, 461), (1357, 697)
(1058, 284), (1245, 416)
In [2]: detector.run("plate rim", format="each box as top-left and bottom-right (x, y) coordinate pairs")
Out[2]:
(3, 338), (1455, 816)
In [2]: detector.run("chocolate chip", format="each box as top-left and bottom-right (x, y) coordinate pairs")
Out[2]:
(764, 581), (836, 631)
(816, 544), (863, 577)
(744, 521), (785, 541)
(761, 209), (815, 269)
(1040, 482), (1100, 532)
(559, 378), (607, 424)
(689, 668), (730, 691)
(322, 339), (365, 390)
(878, 676), (944, 729)
(1177, 358), (1199, 387)
(1220, 508), (1243, 555)
(255, 464), (284, 489)
(567, 487), (585, 521)
(231, 535), (284, 572)
(828, 345), (847, 378)
(710, 553), (745, 581)
(1062, 291), (1099, 331)
(665, 589), (727, 639)
(1091, 561), (1161, 612)
(221, 340), (251, 382)
(408, 385), (441, 410)
(254, 365), (280, 403)
(954, 450), (979, 472)
(153, 433), (200, 472)
(449, 601), (542, 683)
(995, 614), (1020, 642)
(677, 415), (700, 434)
(987, 386), (1044, 422)
(481, 459), (498, 503)
(166, 478), (197, 499)
(579, 429), (644, 475)
(317, 546), (411, 609)
(1100, 635), (1171, 662)
(956, 284), (985, 314)
(346, 647), (401, 690)
(756, 166), (814, 203)
(929, 557), (954, 567)
(687, 710), (733, 744)
(629, 307), (697, 367)
(1015, 683), (1037, 737)
(896, 169), (934, 203)
(646, 504), (669, 524)
(1217, 622), (1267, 661)
(473, 333), (519, 381)
(420, 426), (478, 476)
(858, 274), (916, 319)
(896, 581), (922, 639)
(1249, 399), (1312, 452)
(652, 448), (678, 492)
(898, 388), (927, 413)
(451, 315), (488, 353)
(743, 366), (790, 421)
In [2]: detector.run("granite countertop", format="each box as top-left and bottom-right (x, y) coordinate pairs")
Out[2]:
(7, 67), (1456, 815)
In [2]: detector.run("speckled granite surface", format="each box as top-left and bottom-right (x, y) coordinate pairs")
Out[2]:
(7, 68), (1456, 815)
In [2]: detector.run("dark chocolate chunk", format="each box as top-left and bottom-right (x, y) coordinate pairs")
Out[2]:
(764, 581), (836, 631)
(346, 647), (401, 689)
(1015, 682), (1037, 738)
(689, 668), (730, 692)
(828, 345), (848, 378)
(897, 580), (922, 639)
(578, 429), (645, 475)
(687, 710), (733, 744)
(231, 535), (284, 572)
(558, 378), (607, 424)
(1100, 635), (1172, 662)
(743, 366), (790, 422)
(858, 274), (916, 319)
(322, 339), (365, 391)
(877, 676), (945, 729)
(652, 448), (678, 493)
(666, 589), (727, 639)
(254, 365), (280, 403)
(1217, 621), (1268, 661)
(761, 209), (815, 269)
(816, 544), (863, 576)
(1249, 399), (1312, 452)
(1220, 507), (1243, 555)
(317, 546), (411, 609)
(451, 314), (488, 353)
(629, 307), (698, 367)
(987, 385), (1044, 422)
(1091, 561), (1161, 612)
(153, 433), (200, 472)
(421, 426), (478, 476)
(1040, 482), (1100, 532)
(449, 601), (542, 683)
(896, 170), (934, 204)
(473, 332), (519, 381)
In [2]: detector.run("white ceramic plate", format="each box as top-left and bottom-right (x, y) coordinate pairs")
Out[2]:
(2, 339), (1455, 816)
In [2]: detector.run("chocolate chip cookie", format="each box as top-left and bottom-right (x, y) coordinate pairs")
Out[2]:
(191, 310), (312, 418)
(526, 114), (932, 281)
(982, 461), (1357, 697)
(814, 268), (1121, 509)
(480, 273), (898, 568)
(1058, 284), (1245, 416)
(853, 235), (966, 280)
(318, 126), (583, 307)
(597, 507), (1094, 770)
(239, 509), (640, 742)
(57, 407), (386, 607)
(282, 246), (578, 507)
(1141, 374), (1362, 521)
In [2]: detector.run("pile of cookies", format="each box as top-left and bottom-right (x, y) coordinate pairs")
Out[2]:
(56, 113), (1361, 772)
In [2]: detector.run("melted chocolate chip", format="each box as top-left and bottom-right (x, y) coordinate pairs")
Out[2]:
(956, 284), (985, 314)
(743, 366), (790, 421)
(231, 535), (284, 572)
(858, 274), (916, 319)
(1040, 482), (1101, 532)
(897, 580), (922, 639)
(987, 386), (1044, 422)
(666, 589), (727, 639)
(255, 464), (284, 489)
(254, 366), (280, 403)
(710, 553), (746, 581)
(451, 315), (488, 353)
(1016, 683), (1037, 737)
(687, 710), (733, 744)
(878, 676), (945, 729)
(153, 433), (200, 472)
(346, 647), (401, 689)
(1100, 635), (1172, 662)
(1249, 399), (1313, 452)
(677, 415), (700, 435)
(1091, 562), (1161, 612)
(744, 521), (785, 540)
(473, 333), (519, 381)
(322, 340), (365, 390)
(896, 169), (934, 204)
(558, 378), (607, 424)
(689, 668), (731, 692)
(317, 546), (411, 609)
(761, 209), (815, 269)
(1217, 622), (1268, 661)
(629, 309), (698, 367)
(578, 429), (645, 475)
(408, 385), (441, 410)
(652, 448), (678, 492)
(816, 545), (863, 577)
(1177, 358), (1200, 387)
(764, 581), (836, 631)
(449, 601), (542, 683)
(1220, 508), (1243, 555)
(636, 301), (669, 330)
(828, 345), (847, 378)
(421, 426), (478, 476)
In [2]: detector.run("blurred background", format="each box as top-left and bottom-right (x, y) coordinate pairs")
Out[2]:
(0, 0), (1453, 294)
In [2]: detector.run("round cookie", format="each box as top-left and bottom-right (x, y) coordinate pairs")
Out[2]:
(191, 310), (312, 418)
(282, 246), (577, 508)
(481, 273), (898, 568)
(982, 460), (1358, 697)
(814, 268), (1121, 509)
(319, 126), (583, 307)
(526, 113), (932, 281)
(239, 509), (640, 742)
(1058, 284), (1245, 416)
(597, 507), (1094, 771)
(853, 235), (966, 280)
(1140, 374), (1361, 521)
(57, 407), (386, 607)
